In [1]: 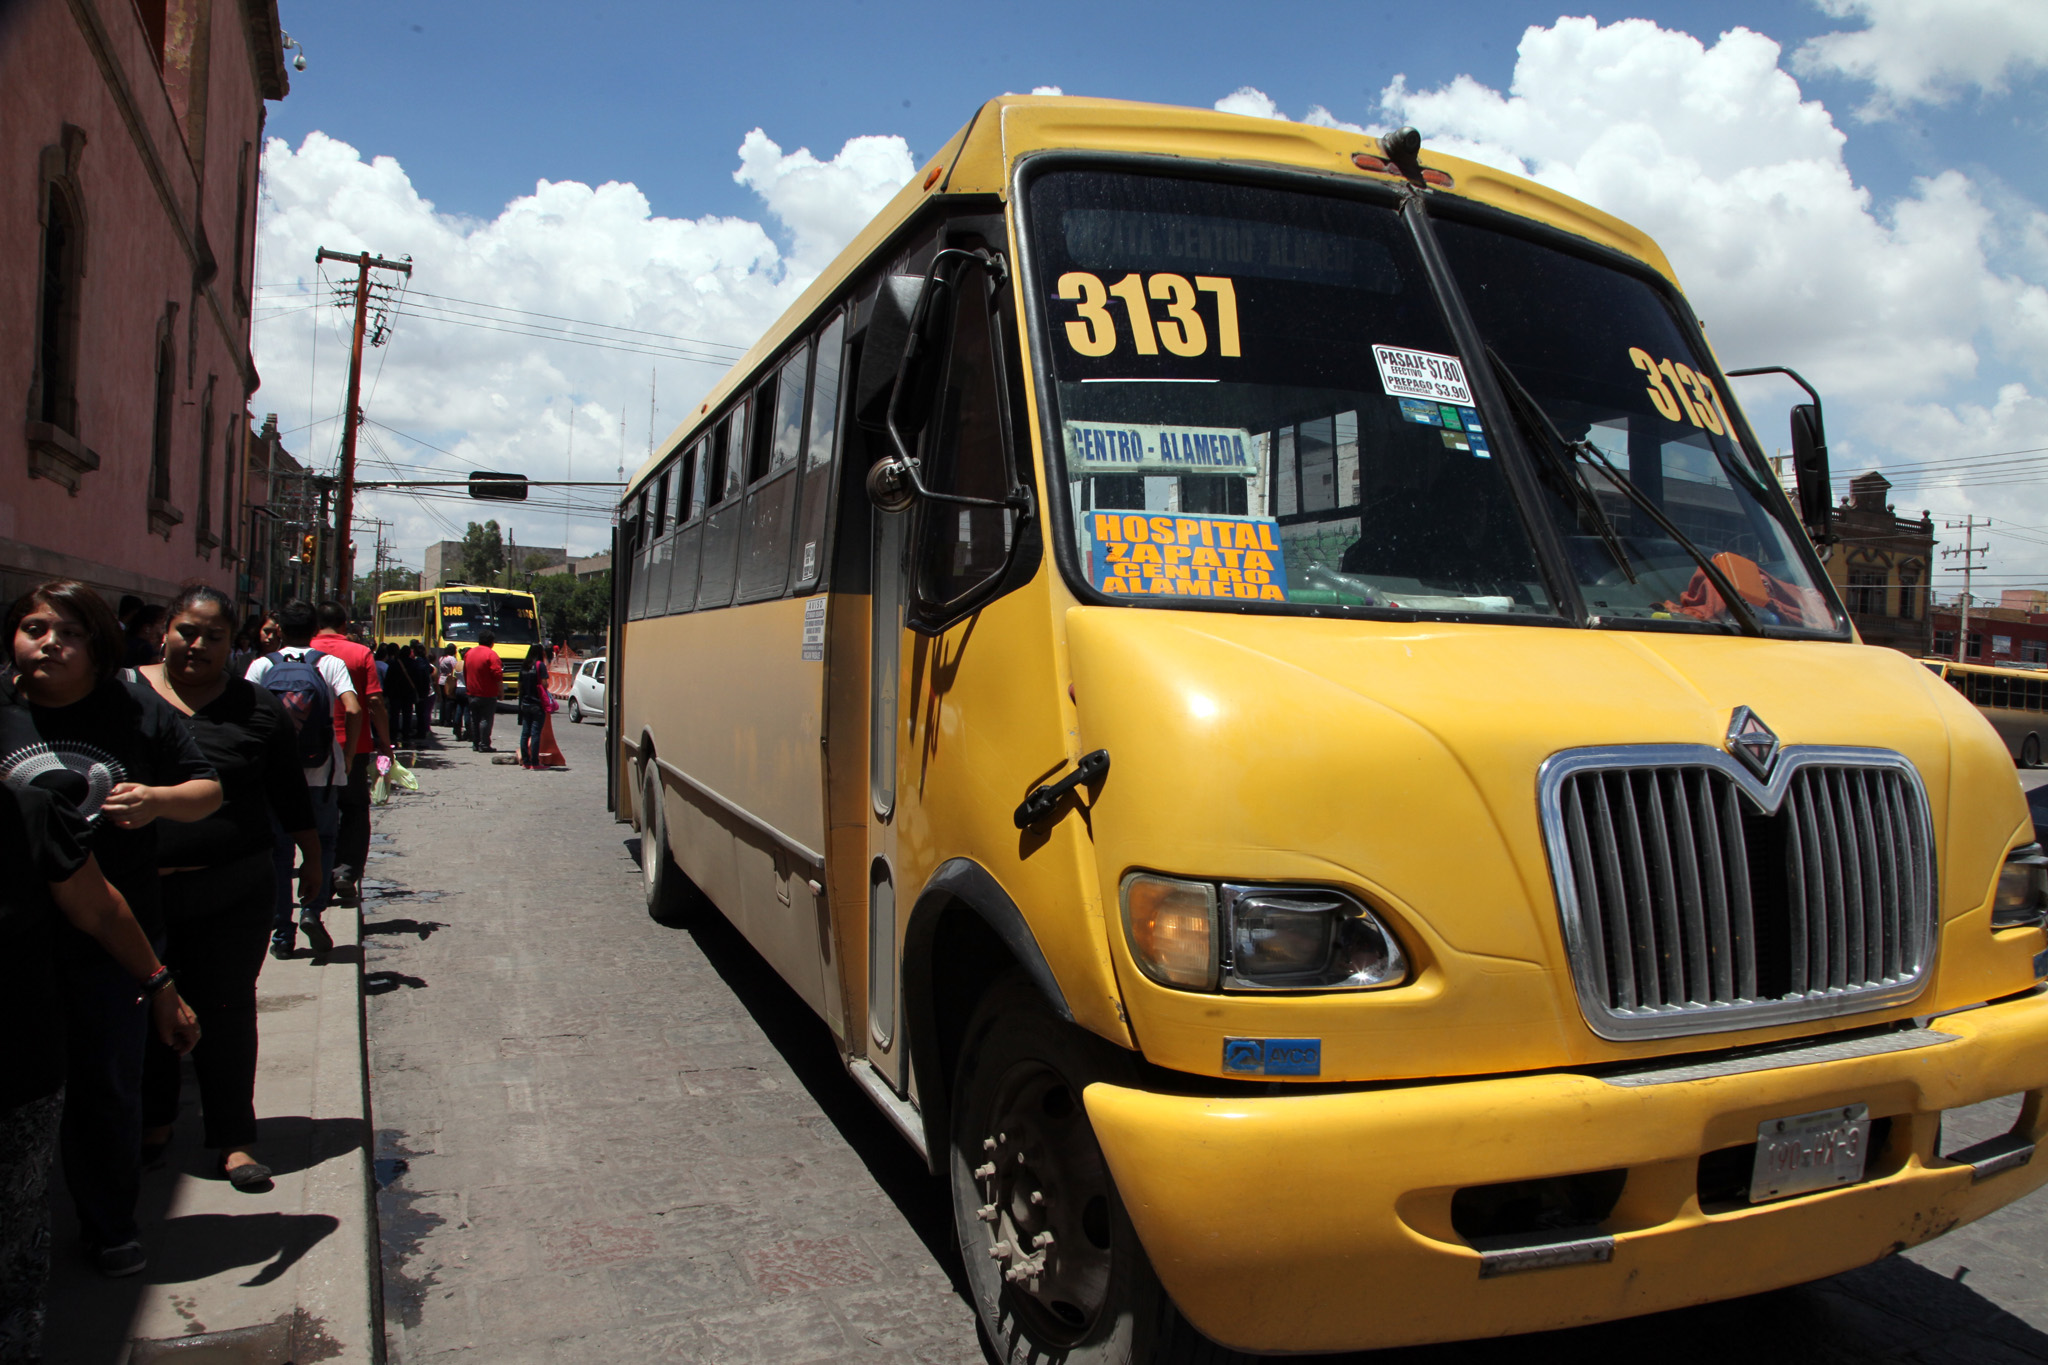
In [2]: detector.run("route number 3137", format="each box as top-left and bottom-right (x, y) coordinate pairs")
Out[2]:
(1057, 271), (1241, 359)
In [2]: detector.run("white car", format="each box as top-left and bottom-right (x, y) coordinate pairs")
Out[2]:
(567, 656), (606, 724)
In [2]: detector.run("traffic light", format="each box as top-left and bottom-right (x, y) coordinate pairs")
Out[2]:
(298, 533), (317, 562)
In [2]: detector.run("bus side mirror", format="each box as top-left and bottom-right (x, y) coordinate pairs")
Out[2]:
(1790, 403), (1831, 544)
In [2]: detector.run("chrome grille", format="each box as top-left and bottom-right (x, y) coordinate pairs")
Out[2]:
(1541, 747), (1935, 1039)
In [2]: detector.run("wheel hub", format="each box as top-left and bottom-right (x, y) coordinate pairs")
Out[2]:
(973, 1062), (1115, 1338)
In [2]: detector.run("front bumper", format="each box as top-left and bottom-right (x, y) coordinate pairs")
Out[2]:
(1084, 990), (2048, 1354)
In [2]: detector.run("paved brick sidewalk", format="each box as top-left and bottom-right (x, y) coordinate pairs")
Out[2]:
(364, 718), (982, 1363)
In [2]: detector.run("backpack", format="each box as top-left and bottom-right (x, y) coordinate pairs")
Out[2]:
(262, 650), (338, 767)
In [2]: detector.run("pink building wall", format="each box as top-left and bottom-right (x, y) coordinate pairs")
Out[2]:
(0, 0), (288, 614)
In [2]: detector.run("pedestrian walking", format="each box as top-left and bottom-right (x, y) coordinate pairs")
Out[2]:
(136, 587), (320, 1191)
(1, 580), (221, 1278)
(516, 656), (552, 769)
(309, 603), (386, 908)
(449, 651), (469, 741)
(122, 604), (166, 668)
(246, 602), (361, 959)
(462, 632), (503, 753)
(377, 644), (419, 747)
(1, 782), (198, 1359)
(406, 644), (436, 743)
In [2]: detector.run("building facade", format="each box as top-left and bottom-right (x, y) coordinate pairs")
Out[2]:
(421, 538), (567, 588)
(1930, 605), (2048, 667)
(1825, 471), (1935, 657)
(1, 0), (289, 612)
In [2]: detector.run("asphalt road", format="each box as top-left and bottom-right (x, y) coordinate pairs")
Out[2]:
(364, 715), (2048, 1363)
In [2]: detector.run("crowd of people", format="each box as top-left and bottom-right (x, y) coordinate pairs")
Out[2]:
(0, 580), (559, 1362)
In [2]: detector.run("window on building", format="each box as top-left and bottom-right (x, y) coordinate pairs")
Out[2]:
(1896, 563), (1922, 620)
(1934, 628), (1956, 656)
(1993, 634), (2014, 656)
(196, 383), (215, 547)
(1846, 568), (1887, 617)
(233, 143), (253, 315)
(1967, 631), (1983, 659)
(149, 317), (176, 504)
(34, 171), (85, 434)
(2022, 639), (2046, 664)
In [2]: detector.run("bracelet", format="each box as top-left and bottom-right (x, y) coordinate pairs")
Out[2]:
(142, 966), (174, 997)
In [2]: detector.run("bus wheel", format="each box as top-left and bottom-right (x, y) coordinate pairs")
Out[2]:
(949, 976), (1241, 1365)
(2025, 735), (2041, 769)
(639, 763), (693, 926)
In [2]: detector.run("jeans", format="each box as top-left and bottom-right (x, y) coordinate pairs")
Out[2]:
(274, 785), (340, 939)
(471, 700), (497, 751)
(450, 695), (468, 740)
(338, 753), (372, 879)
(144, 855), (273, 1150)
(519, 711), (544, 766)
(0, 1090), (63, 1359)
(60, 950), (150, 1248)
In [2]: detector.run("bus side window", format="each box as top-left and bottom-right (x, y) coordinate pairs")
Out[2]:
(913, 255), (1017, 613)
(664, 441), (704, 616)
(738, 344), (810, 602)
(697, 403), (748, 610)
(792, 312), (845, 592)
(627, 492), (653, 621)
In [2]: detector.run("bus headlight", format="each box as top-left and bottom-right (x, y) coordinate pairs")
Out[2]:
(1121, 874), (1216, 989)
(1222, 886), (1406, 991)
(1993, 843), (2048, 929)
(1118, 874), (1408, 992)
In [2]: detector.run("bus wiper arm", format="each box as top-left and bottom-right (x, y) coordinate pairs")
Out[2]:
(1483, 349), (1635, 586)
(1487, 349), (1763, 638)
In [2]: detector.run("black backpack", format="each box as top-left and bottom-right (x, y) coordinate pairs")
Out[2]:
(262, 650), (337, 766)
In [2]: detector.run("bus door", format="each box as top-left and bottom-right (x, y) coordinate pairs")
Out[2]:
(865, 501), (910, 1090)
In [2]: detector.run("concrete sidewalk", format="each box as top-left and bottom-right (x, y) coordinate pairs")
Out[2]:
(44, 901), (379, 1363)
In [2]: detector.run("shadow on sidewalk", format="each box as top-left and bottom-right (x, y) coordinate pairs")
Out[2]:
(627, 837), (971, 1311)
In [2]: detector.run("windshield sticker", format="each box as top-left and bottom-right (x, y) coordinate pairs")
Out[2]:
(1372, 345), (1473, 404)
(1629, 347), (1729, 436)
(1056, 271), (1242, 359)
(1083, 511), (1288, 601)
(1065, 421), (1259, 476)
(1397, 399), (1491, 456)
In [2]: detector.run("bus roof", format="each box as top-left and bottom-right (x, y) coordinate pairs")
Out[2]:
(625, 93), (1683, 499)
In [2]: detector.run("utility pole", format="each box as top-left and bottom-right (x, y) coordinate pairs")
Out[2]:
(314, 246), (412, 601)
(1943, 516), (1991, 660)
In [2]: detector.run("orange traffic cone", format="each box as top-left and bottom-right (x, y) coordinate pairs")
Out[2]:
(537, 711), (568, 769)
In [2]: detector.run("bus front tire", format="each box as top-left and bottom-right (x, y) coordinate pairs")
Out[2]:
(640, 763), (693, 927)
(2024, 734), (2041, 769)
(948, 976), (1242, 1365)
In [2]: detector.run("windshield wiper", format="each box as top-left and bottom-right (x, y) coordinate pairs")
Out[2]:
(1482, 350), (1636, 588)
(1486, 349), (1763, 637)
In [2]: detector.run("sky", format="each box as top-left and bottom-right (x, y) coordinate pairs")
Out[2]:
(249, 0), (2048, 595)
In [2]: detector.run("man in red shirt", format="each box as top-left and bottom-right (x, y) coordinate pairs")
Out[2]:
(462, 631), (504, 753)
(311, 602), (388, 907)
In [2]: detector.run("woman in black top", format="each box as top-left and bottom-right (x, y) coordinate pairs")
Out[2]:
(2, 580), (220, 1276)
(137, 587), (319, 1189)
(0, 783), (198, 1355)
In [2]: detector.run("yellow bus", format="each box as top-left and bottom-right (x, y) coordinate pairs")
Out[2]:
(373, 586), (542, 698)
(1924, 658), (2048, 767)
(610, 96), (2048, 1360)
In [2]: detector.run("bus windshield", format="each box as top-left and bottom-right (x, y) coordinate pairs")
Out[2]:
(1028, 169), (1554, 617)
(1431, 214), (1839, 634)
(1026, 169), (1838, 632)
(440, 592), (539, 645)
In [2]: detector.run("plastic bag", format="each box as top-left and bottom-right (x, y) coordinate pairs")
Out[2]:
(389, 757), (419, 792)
(370, 771), (391, 806)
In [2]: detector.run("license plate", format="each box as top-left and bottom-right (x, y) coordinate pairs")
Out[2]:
(1750, 1104), (1871, 1203)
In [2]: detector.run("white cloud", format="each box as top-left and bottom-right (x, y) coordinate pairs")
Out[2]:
(1213, 85), (1366, 134)
(1029, 85), (1064, 96)
(1367, 18), (2048, 421)
(252, 129), (911, 566)
(1794, 0), (2048, 116)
